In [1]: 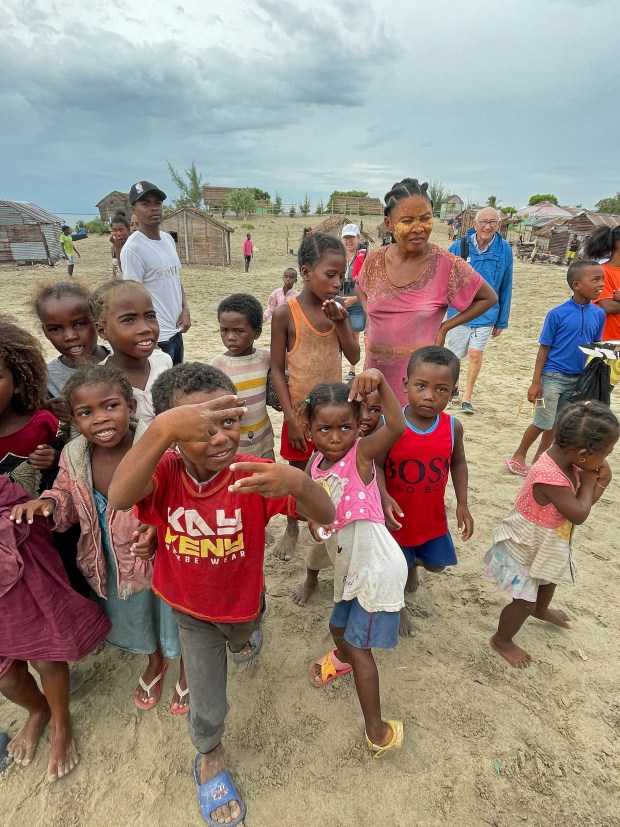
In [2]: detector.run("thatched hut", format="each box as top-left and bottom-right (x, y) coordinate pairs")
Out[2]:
(96, 191), (131, 222)
(0, 201), (63, 265)
(455, 208), (510, 239)
(312, 215), (374, 246)
(160, 208), (233, 266)
(331, 196), (383, 216)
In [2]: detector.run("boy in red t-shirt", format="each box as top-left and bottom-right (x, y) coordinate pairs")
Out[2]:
(379, 346), (474, 637)
(108, 363), (334, 827)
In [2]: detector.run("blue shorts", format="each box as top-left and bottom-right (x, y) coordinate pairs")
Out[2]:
(330, 598), (399, 650)
(347, 301), (367, 333)
(400, 532), (457, 568)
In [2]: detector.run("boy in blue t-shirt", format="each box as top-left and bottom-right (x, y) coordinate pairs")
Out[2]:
(506, 261), (606, 476)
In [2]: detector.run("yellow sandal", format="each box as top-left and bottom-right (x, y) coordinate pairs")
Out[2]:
(365, 720), (404, 759)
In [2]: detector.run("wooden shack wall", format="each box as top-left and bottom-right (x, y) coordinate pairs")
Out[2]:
(98, 194), (131, 222)
(549, 227), (571, 258)
(161, 211), (230, 266)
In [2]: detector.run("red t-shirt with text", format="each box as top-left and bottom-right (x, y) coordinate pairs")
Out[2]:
(135, 452), (295, 623)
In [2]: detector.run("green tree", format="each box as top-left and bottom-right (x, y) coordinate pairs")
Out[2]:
(217, 200), (229, 218)
(289, 205), (297, 217)
(428, 180), (446, 216)
(273, 192), (283, 215)
(167, 160), (205, 208)
(228, 189), (257, 219)
(486, 195), (500, 208)
(315, 199), (324, 215)
(299, 194), (311, 216)
(528, 193), (558, 206)
(326, 190), (368, 212)
(595, 192), (620, 214)
(500, 206), (516, 216)
(253, 188), (271, 202)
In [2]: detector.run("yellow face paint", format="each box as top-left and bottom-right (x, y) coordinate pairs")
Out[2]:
(387, 196), (433, 249)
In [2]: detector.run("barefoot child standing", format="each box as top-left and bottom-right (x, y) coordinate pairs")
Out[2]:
(108, 363), (334, 826)
(271, 232), (360, 561)
(486, 400), (618, 668)
(302, 371), (407, 756)
(381, 346), (474, 637)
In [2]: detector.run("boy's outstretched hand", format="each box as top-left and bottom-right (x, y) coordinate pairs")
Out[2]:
(456, 504), (474, 541)
(229, 462), (298, 498)
(11, 498), (56, 524)
(162, 395), (247, 443)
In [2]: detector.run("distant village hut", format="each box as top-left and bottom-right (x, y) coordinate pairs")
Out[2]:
(203, 186), (270, 215)
(331, 196), (383, 216)
(160, 208), (233, 266)
(0, 201), (63, 265)
(96, 191), (131, 222)
(311, 215), (374, 246)
(544, 211), (620, 260)
(439, 195), (464, 220)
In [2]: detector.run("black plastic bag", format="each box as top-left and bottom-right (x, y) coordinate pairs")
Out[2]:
(563, 359), (612, 407)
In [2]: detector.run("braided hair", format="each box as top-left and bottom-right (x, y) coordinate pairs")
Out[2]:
(298, 231), (345, 270)
(555, 400), (619, 454)
(294, 382), (361, 426)
(584, 226), (620, 261)
(384, 178), (433, 216)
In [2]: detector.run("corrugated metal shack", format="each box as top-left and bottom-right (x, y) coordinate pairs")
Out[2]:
(0, 201), (63, 265)
(533, 212), (620, 260)
(160, 208), (233, 266)
(96, 191), (131, 222)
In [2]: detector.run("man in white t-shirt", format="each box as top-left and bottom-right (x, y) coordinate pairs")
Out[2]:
(121, 180), (191, 364)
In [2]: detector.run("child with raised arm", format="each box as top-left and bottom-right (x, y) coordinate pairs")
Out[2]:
(487, 400), (618, 668)
(91, 279), (172, 425)
(211, 293), (274, 459)
(108, 362), (334, 827)
(263, 267), (299, 322)
(11, 365), (187, 715)
(301, 370), (407, 757)
(381, 346), (474, 637)
(506, 261), (605, 477)
(270, 232), (360, 561)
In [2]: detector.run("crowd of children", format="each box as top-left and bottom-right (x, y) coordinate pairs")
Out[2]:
(0, 220), (617, 827)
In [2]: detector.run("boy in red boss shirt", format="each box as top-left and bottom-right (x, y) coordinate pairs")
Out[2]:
(109, 362), (334, 827)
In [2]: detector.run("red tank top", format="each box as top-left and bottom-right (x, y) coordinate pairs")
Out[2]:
(384, 411), (454, 546)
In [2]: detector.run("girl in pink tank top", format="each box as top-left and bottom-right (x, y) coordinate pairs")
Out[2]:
(486, 401), (618, 669)
(299, 369), (408, 758)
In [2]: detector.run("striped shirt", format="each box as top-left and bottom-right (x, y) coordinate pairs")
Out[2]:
(210, 349), (274, 458)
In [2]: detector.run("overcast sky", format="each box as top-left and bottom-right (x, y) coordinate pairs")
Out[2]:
(3, 0), (619, 218)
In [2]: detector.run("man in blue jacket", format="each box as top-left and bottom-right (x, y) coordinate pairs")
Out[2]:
(446, 208), (513, 414)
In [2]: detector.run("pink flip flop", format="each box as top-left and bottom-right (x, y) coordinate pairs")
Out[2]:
(505, 458), (529, 478)
(135, 661), (168, 711)
(308, 649), (353, 687)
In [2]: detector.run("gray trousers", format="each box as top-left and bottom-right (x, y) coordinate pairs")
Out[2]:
(173, 600), (264, 755)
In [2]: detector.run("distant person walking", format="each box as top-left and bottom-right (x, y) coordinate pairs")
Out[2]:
(120, 181), (191, 365)
(445, 207), (513, 414)
(243, 234), (254, 272)
(59, 226), (81, 277)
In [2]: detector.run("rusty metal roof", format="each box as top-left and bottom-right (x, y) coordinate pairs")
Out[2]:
(0, 200), (62, 225)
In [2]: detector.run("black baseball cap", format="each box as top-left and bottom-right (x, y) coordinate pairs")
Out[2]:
(129, 181), (167, 205)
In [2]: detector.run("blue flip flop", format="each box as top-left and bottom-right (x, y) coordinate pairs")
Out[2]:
(193, 754), (246, 826)
(229, 629), (263, 664)
(0, 732), (12, 773)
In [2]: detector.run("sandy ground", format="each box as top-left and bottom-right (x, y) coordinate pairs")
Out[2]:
(1, 216), (619, 827)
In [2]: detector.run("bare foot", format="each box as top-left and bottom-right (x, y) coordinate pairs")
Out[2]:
(533, 608), (571, 629)
(170, 679), (190, 715)
(490, 635), (533, 668)
(405, 566), (420, 594)
(199, 743), (242, 825)
(365, 719), (392, 747)
(273, 531), (298, 561)
(292, 575), (318, 606)
(135, 652), (165, 706)
(8, 709), (50, 767)
(265, 529), (275, 546)
(399, 606), (414, 637)
(47, 721), (79, 782)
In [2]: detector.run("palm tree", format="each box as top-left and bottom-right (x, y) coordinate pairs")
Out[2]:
(486, 195), (500, 208)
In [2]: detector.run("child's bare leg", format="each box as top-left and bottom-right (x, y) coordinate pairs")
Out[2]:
(338, 638), (392, 747)
(0, 660), (50, 767)
(490, 598), (536, 668)
(30, 660), (77, 782)
(273, 460), (305, 561)
(512, 424), (543, 466)
(532, 429), (554, 464)
(405, 565), (419, 593)
(532, 583), (570, 628)
(292, 568), (319, 606)
(136, 645), (165, 704)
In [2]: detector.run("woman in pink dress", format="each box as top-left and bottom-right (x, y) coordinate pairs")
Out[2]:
(356, 178), (497, 404)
